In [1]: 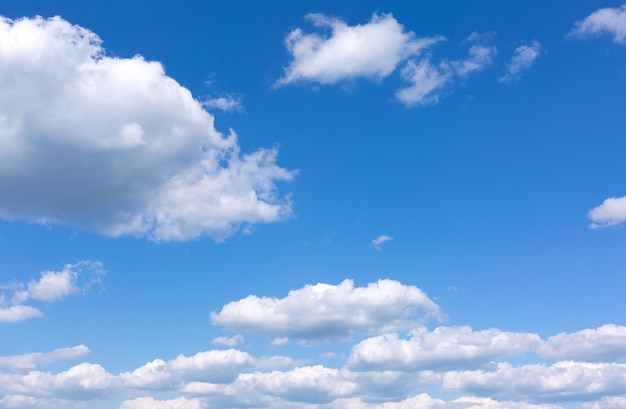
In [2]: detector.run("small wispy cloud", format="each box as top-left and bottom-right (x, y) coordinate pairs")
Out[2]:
(499, 41), (542, 83)
(211, 334), (244, 347)
(371, 235), (393, 251)
(202, 95), (244, 112)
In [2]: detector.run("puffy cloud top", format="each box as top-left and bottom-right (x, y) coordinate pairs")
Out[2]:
(210, 279), (444, 342)
(0, 16), (293, 241)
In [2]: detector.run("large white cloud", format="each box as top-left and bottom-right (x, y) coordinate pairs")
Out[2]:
(210, 279), (444, 342)
(588, 195), (626, 228)
(0, 15), (293, 241)
(276, 13), (441, 86)
(0, 261), (104, 323)
(348, 326), (540, 371)
(569, 5), (626, 44)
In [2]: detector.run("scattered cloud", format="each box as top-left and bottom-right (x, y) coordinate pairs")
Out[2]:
(202, 95), (243, 112)
(569, 5), (626, 44)
(371, 235), (393, 251)
(211, 334), (244, 347)
(0, 16), (293, 242)
(0, 345), (89, 371)
(210, 279), (444, 342)
(588, 195), (626, 228)
(396, 33), (496, 106)
(276, 13), (442, 86)
(500, 41), (542, 82)
(0, 261), (105, 323)
(2, 281), (626, 408)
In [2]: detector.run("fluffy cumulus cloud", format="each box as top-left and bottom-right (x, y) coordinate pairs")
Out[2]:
(499, 41), (542, 82)
(3, 280), (626, 408)
(588, 195), (626, 228)
(0, 261), (104, 323)
(276, 13), (441, 85)
(0, 16), (293, 241)
(569, 5), (626, 44)
(348, 326), (541, 371)
(210, 279), (444, 342)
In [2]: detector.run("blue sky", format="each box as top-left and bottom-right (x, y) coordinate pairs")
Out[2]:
(1, 1), (626, 408)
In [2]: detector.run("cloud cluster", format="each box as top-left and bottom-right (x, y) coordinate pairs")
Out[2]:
(0, 15), (293, 242)
(0, 261), (105, 323)
(570, 5), (626, 44)
(210, 279), (444, 342)
(588, 195), (626, 228)
(277, 14), (544, 106)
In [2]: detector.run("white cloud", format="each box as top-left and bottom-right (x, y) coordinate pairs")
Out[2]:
(202, 95), (243, 112)
(0, 261), (105, 323)
(211, 335), (244, 347)
(119, 397), (205, 409)
(537, 324), (626, 362)
(584, 396), (626, 409)
(588, 195), (626, 228)
(210, 279), (444, 342)
(396, 34), (496, 106)
(0, 15), (293, 242)
(569, 5), (626, 44)
(276, 13), (442, 85)
(0, 305), (43, 323)
(371, 235), (393, 251)
(0, 345), (89, 371)
(453, 45), (497, 76)
(395, 59), (451, 106)
(348, 326), (540, 371)
(442, 361), (626, 401)
(500, 41), (542, 82)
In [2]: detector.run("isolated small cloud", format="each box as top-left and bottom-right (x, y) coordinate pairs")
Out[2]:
(276, 13), (441, 85)
(371, 235), (393, 251)
(202, 95), (243, 112)
(211, 335), (244, 347)
(500, 41), (542, 82)
(588, 195), (626, 228)
(569, 5), (626, 44)
(210, 279), (444, 342)
(0, 261), (105, 323)
(0, 305), (43, 324)
(0, 15), (293, 242)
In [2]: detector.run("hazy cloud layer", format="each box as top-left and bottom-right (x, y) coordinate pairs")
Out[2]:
(0, 16), (293, 241)
(0, 345), (89, 371)
(570, 5), (626, 44)
(210, 279), (444, 342)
